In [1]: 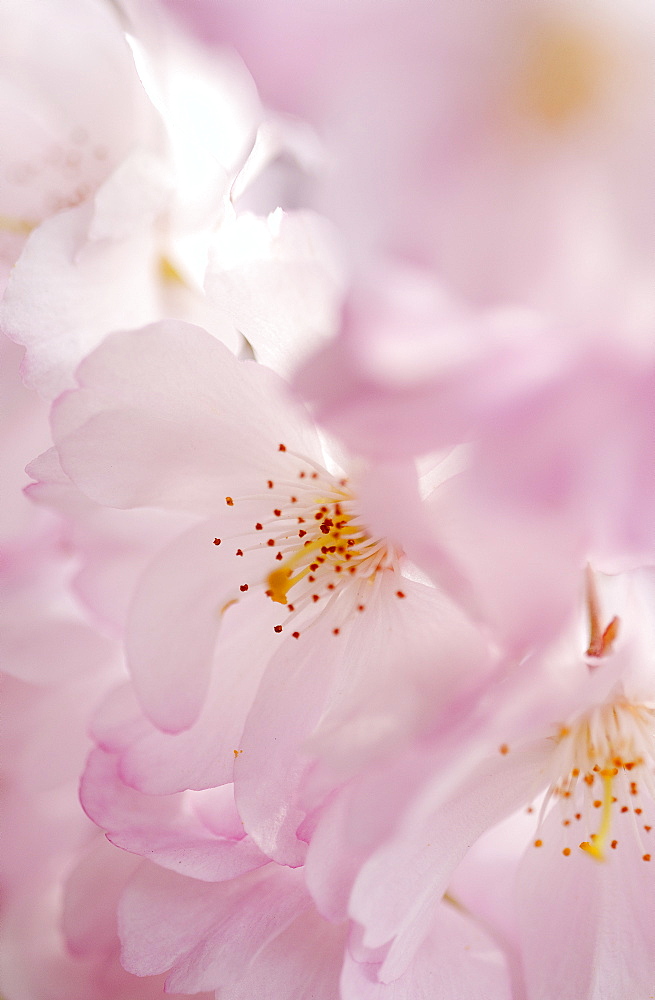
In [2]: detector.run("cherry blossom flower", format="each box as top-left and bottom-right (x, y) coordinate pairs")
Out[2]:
(39, 318), (495, 871)
(0, 0), (154, 289)
(329, 568), (655, 997)
(0, 0), (290, 400)
(5, 2), (655, 997)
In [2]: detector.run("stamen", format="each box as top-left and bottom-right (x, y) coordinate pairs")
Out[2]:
(580, 772), (614, 861)
(217, 450), (401, 627)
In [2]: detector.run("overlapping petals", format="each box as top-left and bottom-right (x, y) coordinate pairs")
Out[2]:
(4, 2), (655, 999)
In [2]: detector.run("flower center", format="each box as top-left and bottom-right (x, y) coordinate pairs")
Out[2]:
(217, 443), (401, 636)
(524, 568), (655, 861)
(266, 490), (391, 606)
(517, 18), (612, 128)
(546, 699), (655, 861)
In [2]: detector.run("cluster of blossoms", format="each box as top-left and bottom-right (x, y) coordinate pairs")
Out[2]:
(3, 1), (655, 998)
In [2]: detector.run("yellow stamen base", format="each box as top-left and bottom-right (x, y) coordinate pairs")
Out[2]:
(579, 773), (614, 861)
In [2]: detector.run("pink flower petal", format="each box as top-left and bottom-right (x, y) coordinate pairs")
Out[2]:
(125, 520), (229, 732)
(119, 862), (309, 992)
(81, 750), (268, 881)
(341, 901), (511, 1000)
(518, 795), (655, 1000)
(53, 321), (320, 512)
(120, 591), (282, 792)
(350, 741), (551, 981)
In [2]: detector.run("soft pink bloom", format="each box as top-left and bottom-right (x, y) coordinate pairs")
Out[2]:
(0, 0), (154, 291)
(5, 4), (655, 998)
(0, 0), (269, 399)
(331, 569), (655, 997)
(37, 318), (497, 872)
